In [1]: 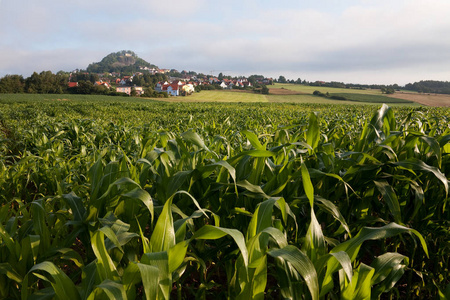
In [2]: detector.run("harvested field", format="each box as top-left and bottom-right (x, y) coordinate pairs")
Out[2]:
(388, 92), (450, 107)
(268, 88), (308, 95)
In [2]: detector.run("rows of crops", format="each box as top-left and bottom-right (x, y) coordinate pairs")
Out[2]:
(1, 97), (450, 299)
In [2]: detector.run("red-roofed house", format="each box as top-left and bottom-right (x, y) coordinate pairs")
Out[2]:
(155, 81), (185, 96)
(68, 82), (78, 88)
(166, 83), (181, 96)
(95, 81), (111, 89)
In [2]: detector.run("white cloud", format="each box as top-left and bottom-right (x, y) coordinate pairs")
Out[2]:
(1, 0), (450, 84)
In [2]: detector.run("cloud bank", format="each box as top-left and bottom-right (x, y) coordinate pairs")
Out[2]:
(1, 0), (449, 84)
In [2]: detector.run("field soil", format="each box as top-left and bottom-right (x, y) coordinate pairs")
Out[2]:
(268, 88), (308, 95)
(388, 92), (450, 107)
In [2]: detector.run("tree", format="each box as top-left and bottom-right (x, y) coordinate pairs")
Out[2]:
(381, 87), (395, 94)
(24, 71), (63, 94)
(75, 81), (94, 94)
(0, 75), (25, 93)
(278, 75), (287, 83)
(132, 75), (144, 87)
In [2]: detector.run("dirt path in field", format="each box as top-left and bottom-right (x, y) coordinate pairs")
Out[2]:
(387, 92), (450, 107)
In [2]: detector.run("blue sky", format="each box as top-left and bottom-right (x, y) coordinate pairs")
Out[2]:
(1, 0), (449, 84)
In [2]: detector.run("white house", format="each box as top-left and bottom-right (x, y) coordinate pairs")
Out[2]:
(182, 84), (195, 95)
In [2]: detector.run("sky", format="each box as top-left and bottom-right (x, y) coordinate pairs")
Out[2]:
(1, 0), (450, 85)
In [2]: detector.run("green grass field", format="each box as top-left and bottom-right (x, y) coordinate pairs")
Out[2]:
(272, 83), (383, 95)
(162, 90), (268, 102)
(156, 84), (416, 105)
(0, 88), (417, 107)
(0, 93), (161, 104)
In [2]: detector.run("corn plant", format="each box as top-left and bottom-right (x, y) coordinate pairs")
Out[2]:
(1, 97), (449, 298)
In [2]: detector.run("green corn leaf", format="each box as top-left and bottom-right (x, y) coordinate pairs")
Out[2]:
(173, 208), (206, 242)
(371, 252), (408, 285)
(141, 251), (171, 300)
(0, 263), (22, 283)
(356, 104), (393, 151)
(331, 222), (428, 263)
(56, 248), (85, 268)
(340, 263), (374, 300)
(0, 223), (17, 261)
(99, 226), (123, 252)
(435, 281), (450, 300)
(123, 262), (141, 299)
(89, 157), (104, 201)
(248, 156), (266, 185)
(182, 130), (208, 149)
(121, 187), (154, 224)
(319, 223), (428, 296)
(304, 209), (326, 262)
(237, 180), (270, 199)
(87, 177), (143, 222)
(89, 279), (126, 300)
(247, 198), (278, 239)
(314, 195), (351, 237)
(167, 170), (193, 199)
(371, 253), (408, 298)
(371, 104), (395, 133)
(301, 163), (314, 207)
(306, 112), (320, 152)
(374, 180), (402, 223)
(172, 190), (207, 217)
(242, 130), (265, 151)
(149, 198), (175, 253)
(22, 261), (81, 300)
(31, 200), (50, 254)
(392, 158), (448, 196)
(261, 227), (288, 248)
(268, 245), (319, 300)
(192, 225), (249, 268)
(137, 263), (160, 300)
(251, 255), (267, 300)
(80, 261), (98, 300)
(419, 135), (442, 168)
(317, 251), (353, 297)
(240, 149), (277, 157)
(168, 241), (189, 273)
(210, 160), (238, 194)
(331, 251), (353, 282)
(137, 218), (150, 253)
(91, 230), (119, 282)
(63, 192), (86, 223)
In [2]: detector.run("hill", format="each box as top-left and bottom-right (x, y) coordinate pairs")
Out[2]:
(86, 50), (158, 74)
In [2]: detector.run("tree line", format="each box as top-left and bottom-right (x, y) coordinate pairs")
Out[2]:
(0, 71), (169, 96)
(404, 80), (450, 94)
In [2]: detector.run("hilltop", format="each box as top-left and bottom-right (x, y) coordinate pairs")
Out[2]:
(86, 50), (158, 74)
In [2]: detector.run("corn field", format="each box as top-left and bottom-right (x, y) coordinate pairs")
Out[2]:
(1, 97), (450, 299)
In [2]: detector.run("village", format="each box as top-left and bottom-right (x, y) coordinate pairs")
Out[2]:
(67, 68), (273, 97)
